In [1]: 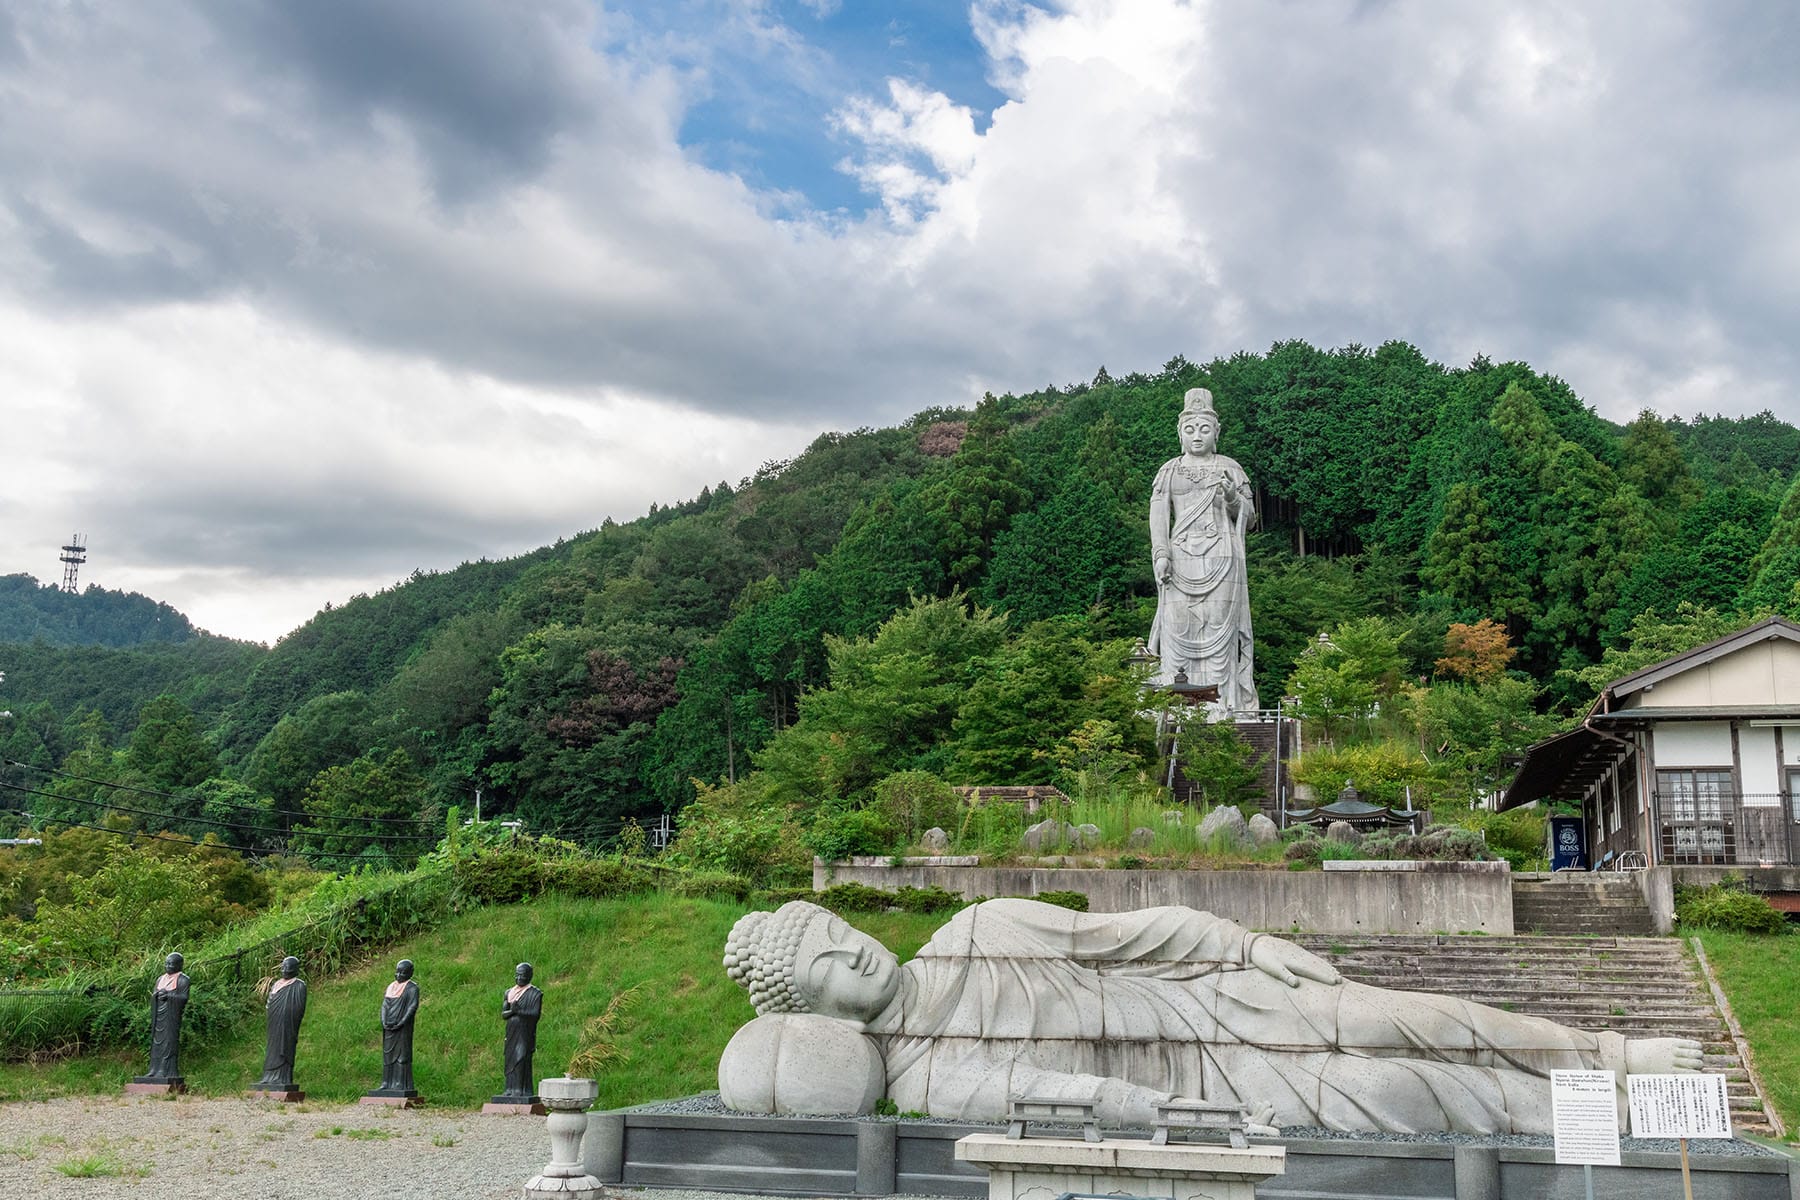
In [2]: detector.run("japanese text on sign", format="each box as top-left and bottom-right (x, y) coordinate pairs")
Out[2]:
(1626, 1073), (1732, 1139)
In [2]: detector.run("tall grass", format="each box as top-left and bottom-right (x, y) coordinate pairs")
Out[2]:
(937, 785), (1287, 867)
(0, 895), (945, 1109)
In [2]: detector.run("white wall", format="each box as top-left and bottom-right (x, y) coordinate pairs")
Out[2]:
(1739, 725), (1781, 801)
(1651, 722), (1733, 768)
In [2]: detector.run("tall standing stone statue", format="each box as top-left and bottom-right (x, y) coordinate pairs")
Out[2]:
(127, 952), (189, 1094)
(717, 899), (1704, 1134)
(248, 955), (307, 1101)
(485, 962), (546, 1114)
(1148, 387), (1259, 712)
(363, 959), (421, 1105)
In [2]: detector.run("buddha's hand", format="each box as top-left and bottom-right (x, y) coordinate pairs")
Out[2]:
(1248, 936), (1341, 987)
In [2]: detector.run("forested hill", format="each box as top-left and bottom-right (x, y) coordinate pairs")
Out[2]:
(3, 340), (1798, 853)
(0, 573), (205, 647)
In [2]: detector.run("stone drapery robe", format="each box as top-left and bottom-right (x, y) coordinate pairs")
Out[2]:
(1147, 454), (1258, 710)
(869, 900), (1623, 1134)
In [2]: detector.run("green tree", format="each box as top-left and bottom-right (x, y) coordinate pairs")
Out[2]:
(293, 749), (426, 863)
(124, 695), (219, 792)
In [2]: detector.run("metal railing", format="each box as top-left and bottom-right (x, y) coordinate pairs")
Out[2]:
(1650, 791), (1792, 865)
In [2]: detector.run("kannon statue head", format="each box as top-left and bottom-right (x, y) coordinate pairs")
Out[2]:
(1178, 387), (1220, 456)
(164, 952), (184, 973)
(724, 901), (901, 1024)
(279, 956), (300, 979)
(515, 962), (533, 985)
(395, 959), (414, 982)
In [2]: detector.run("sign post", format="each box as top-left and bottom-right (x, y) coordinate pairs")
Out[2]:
(1552, 1069), (1620, 1200)
(1627, 1073), (1733, 1200)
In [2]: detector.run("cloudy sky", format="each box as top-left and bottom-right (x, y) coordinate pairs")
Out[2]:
(2, 1), (1797, 644)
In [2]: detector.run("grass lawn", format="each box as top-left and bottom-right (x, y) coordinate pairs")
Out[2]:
(1692, 931), (1800, 1140)
(0, 895), (946, 1111)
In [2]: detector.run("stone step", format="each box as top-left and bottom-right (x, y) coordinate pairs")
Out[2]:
(1285, 931), (1773, 1133)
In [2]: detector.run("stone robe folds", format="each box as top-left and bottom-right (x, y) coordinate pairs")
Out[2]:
(1147, 455), (1258, 710)
(256, 978), (307, 1090)
(380, 980), (420, 1093)
(144, 971), (189, 1080)
(502, 984), (543, 1097)
(870, 900), (1624, 1134)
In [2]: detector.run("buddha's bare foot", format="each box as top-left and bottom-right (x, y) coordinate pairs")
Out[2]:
(1626, 1037), (1704, 1074)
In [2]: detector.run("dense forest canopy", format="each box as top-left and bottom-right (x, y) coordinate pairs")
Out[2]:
(2, 341), (1797, 863)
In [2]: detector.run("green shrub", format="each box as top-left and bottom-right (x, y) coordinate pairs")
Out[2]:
(543, 858), (659, 900)
(750, 887), (818, 909)
(874, 772), (964, 845)
(666, 871), (753, 902)
(814, 883), (896, 913)
(892, 885), (965, 913)
(1032, 889), (1089, 912)
(1291, 743), (1438, 808)
(1677, 881), (1790, 935)
(806, 805), (899, 861)
(454, 851), (547, 904)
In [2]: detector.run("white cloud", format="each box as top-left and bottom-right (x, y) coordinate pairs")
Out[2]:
(2, 0), (1799, 641)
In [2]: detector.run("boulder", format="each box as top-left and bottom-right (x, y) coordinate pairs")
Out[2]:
(1246, 812), (1280, 848)
(1325, 820), (1360, 845)
(1197, 805), (1249, 848)
(1021, 818), (1075, 853)
(1070, 823), (1103, 851)
(920, 827), (950, 853)
(1128, 826), (1157, 849)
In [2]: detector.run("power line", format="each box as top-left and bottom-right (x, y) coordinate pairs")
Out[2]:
(0, 780), (437, 847)
(4, 760), (435, 827)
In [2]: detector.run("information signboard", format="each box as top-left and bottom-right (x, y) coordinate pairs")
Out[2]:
(1552, 1070), (1621, 1166)
(1626, 1073), (1733, 1139)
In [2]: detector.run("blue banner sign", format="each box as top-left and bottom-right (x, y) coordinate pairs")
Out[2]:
(1549, 815), (1588, 871)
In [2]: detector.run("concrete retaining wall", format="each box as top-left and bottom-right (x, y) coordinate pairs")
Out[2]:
(584, 1112), (1798, 1200)
(812, 861), (1515, 935)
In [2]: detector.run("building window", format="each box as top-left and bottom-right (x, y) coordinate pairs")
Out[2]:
(1659, 769), (1732, 821)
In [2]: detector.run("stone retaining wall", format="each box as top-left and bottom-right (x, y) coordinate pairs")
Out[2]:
(812, 860), (1516, 935)
(584, 1112), (1798, 1200)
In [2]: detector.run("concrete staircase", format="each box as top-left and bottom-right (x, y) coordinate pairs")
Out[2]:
(1512, 873), (1656, 936)
(1288, 932), (1775, 1135)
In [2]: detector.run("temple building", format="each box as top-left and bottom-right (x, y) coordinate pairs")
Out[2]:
(1503, 616), (1800, 871)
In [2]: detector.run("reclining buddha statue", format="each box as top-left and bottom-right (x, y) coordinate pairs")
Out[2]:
(718, 898), (1701, 1133)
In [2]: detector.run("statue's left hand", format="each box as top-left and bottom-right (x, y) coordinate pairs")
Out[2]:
(1248, 937), (1341, 988)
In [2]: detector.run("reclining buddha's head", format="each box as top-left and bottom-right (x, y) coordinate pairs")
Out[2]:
(724, 901), (901, 1024)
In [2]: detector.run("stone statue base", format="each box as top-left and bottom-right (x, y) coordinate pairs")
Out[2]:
(956, 1132), (1285, 1200)
(124, 1077), (185, 1095)
(483, 1095), (548, 1115)
(245, 1088), (305, 1102)
(360, 1088), (422, 1108)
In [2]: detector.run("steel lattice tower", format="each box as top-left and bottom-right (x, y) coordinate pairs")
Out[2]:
(59, 534), (86, 593)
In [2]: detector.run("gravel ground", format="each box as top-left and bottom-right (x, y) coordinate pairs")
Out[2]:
(0, 1092), (1780, 1199)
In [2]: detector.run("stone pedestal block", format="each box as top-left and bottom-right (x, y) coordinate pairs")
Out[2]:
(124, 1078), (185, 1095)
(483, 1098), (548, 1115)
(956, 1132), (1285, 1200)
(358, 1091), (422, 1108)
(243, 1089), (305, 1102)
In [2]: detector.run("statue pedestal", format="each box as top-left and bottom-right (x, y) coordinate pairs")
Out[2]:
(525, 1077), (603, 1200)
(483, 1095), (548, 1115)
(244, 1088), (305, 1103)
(124, 1077), (185, 1095)
(956, 1132), (1285, 1200)
(360, 1088), (422, 1108)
